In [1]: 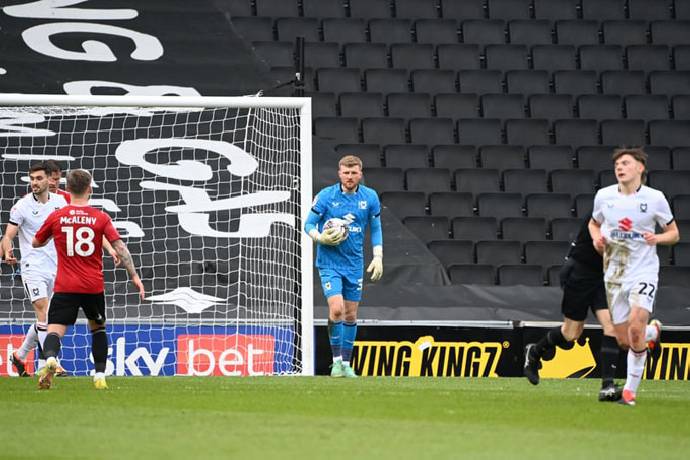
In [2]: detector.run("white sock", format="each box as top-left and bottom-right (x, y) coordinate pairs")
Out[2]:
(332, 356), (342, 363)
(645, 325), (659, 342)
(94, 372), (105, 380)
(343, 361), (350, 367)
(16, 324), (38, 360)
(624, 348), (647, 395)
(36, 322), (48, 350)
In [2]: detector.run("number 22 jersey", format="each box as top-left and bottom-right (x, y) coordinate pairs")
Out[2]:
(34, 205), (121, 294)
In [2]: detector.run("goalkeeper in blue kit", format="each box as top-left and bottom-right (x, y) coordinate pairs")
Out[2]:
(304, 155), (383, 377)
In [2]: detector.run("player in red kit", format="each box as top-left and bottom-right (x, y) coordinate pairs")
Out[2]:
(32, 169), (145, 390)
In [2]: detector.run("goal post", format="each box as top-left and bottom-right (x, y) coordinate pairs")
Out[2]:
(0, 94), (314, 376)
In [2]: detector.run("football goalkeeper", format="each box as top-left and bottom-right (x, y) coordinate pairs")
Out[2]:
(304, 155), (383, 378)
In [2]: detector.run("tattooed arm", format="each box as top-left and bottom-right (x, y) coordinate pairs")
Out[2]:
(112, 239), (145, 299)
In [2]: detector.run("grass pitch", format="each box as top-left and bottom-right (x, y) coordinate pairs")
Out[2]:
(1, 377), (688, 460)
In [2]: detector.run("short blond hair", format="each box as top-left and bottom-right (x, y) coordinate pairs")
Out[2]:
(612, 147), (648, 182)
(338, 155), (363, 170)
(67, 169), (92, 195)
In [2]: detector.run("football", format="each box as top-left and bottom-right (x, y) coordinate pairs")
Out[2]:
(323, 217), (349, 240)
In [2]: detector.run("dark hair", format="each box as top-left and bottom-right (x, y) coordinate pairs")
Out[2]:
(612, 147), (648, 183)
(28, 162), (47, 175)
(43, 159), (63, 176)
(66, 169), (92, 195)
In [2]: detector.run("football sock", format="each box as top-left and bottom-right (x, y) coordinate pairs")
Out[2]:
(328, 320), (343, 362)
(645, 324), (659, 342)
(16, 323), (38, 360)
(341, 321), (357, 363)
(91, 327), (108, 374)
(43, 332), (61, 360)
(623, 347), (647, 395)
(600, 334), (620, 388)
(532, 327), (568, 359)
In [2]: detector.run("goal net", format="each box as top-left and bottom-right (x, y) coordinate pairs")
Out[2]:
(0, 94), (313, 376)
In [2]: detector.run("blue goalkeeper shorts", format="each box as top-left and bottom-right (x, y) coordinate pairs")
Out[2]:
(318, 268), (363, 302)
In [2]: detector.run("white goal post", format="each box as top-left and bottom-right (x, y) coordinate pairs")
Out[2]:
(0, 94), (314, 376)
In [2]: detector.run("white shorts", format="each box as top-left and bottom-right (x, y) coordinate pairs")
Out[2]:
(605, 277), (657, 325)
(22, 272), (55, 303)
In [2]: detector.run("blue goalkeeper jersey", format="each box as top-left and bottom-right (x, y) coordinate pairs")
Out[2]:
(308, 183), (381, 273)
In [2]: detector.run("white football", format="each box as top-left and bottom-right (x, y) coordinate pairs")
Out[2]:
(323, 217), (349, 240)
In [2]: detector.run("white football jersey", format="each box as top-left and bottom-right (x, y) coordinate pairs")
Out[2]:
(592, 184), (674, 283)
(8, 192), (68, 276)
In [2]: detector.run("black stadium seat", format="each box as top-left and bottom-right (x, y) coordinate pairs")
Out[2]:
(362, 118), (406, 145)
(409, 118), (456, 145)
(452, 217), (498, 241)
(528, 146), (574, 173)
(503, 169), (548, 194)
(457, 119), (502, 145)
(435, 94), (480, 119)
(454, 168), (501, 194)
(381, 191), (426, 218)
(462, 19), (506, 45)
(388, 93), (432, 119)
(524, 241), (570, 268)
(602, 20), (648, 46)
(437, 44), (482, 70)
(416, 19), (459, 45)
(509, 20), (552, 46)
(322, 19), (367, 43)
(384, 144), (429, 168)
(349, 0), (392, 18)
(432, 145), (477, 170)
(506, 70), (550, 95)
(458, 70), (503, 94)
(480, 145), (525, 172)
(533, 0), (579, 20)
(403, 216), (450, 243)
(526, 193), (573, 219)
(339, 93), (384, 118)
(578, 95), (623, 120)
(476, 240), (523, 265)
(370, 19), (413, 44)
(449, 264), (495, 285)
(627, 45), (671, 72)
(428, 240), (475, 267)
(412, 70), (457, 94)
(406, 168), (452, 193)
(303, 0), (347, 18)
(365, 69), (409, 93)
(556, 21), (600, 46)
(498, 265), (544, 286)
(363, 167), (405, 192)
(477, 192), (524, 219)
(442, 0), (486, 20)
(430, 192), (475, 218)
(582, 0), (626, 21)
(501, 217), (547, 242)
(396, 0), (439, 19)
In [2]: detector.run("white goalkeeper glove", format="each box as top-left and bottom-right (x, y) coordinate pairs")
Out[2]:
(309, 228), (345, 246)
(367, 246), (383, 282)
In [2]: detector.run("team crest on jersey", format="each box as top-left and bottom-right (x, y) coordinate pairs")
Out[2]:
(359, 201), (367, 209)
(32, 210), (39, 216)
(69, 209), (76, 215)
(32, 288), (39, 296)
(640, 203), (648, 213)
(324, 282), (331, 290)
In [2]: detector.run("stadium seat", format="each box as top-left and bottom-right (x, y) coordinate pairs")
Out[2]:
(628, 0), (673, 20)
(232, 17), (273, 42)
(454, 169), (501, 194)
(365, 69), (409, 93)
(600, 119), (646, 146)
(670, 95), (690, 121)
(673, 243), (690, 266)
(411, 70), (457, 93)
(428, 240), (475, 267)
(317, 68), (362, 93)
(553, 119), (599, 148)
(396, 0), (439, 19)
(627, 45), (671, 72)
(403, 216), (450, 243)
(252, 42), (294, 67)
(580, 45), (625, 72)
(363, 167), (405, 192)
(406, 168), (452, 193)
(416, 19), (459, 45)
(349, 0), (392, 18)
(429, 192), (475, 218)
(477, 192), (524, 219)
(303, 0), (347, 18)
(646, 146), (673, 170)
(225, 0), (253, 16)
(432, 145), (477, 170)
(649, 71), (690, 95)
(384, 144), (429, 168)
(485, 45), (530, 71)
(441, 0), (486, 20)
(335, 144), (382, 167)
(505, 70), (550, 95)
(462, 19), (506, 45)
(452, 217), (498, 241)
(602, 20), (649, 46)
(528, 146), (574, 172)
(547, 265), (564, 286)
(573, 193), (594, 218)
(550, 217), (582, 241)
(508, 20), (553, 46)
(304, 42), (340, 68)
(388, 93), (432, 119)
(480, 146), (526, 172)
(448, 264), (496, 285)
(488, 0), (531, 20)
(501, 217), (548, 242)
(369, 19), (413, 44)
(673, 149), (690, 170)
(651, 21), (690, 46)
(409, 118), (456, 146)
(457, 70), (503, 95)
(435, 94), (480, 119)
(659, 266), (690, 286)
(648, 170), (690, 199)
(339, 93), (384, 118)
(276, 18), (320, 42)
(308, 92), (337, 117)
(456, 119), (502, 145)
(476, 240), (523, 266)
(577, 146), (616, 174)
(381, 191), (427, 218)
(503, 169), (548, 194)
(626, 95), (670, 121)
(481, 94), (525, 119)
(553, 70), (598, 95)
(529, 95), (574, 121)
(524, 241), (570, 268)
(437, 44), (482, 70)
(533, 0), (579, 20)
(362, 118), (406, 145)
(526, 193), (574, 219)
(498, 265), (544, 286)
(344, 43), (388, 69)
(314, 117), (359, 143)
(673, 193), (690, 220)
(649, 120), (690, 147)
(551, 169), (596, 195)
(505, 119), (550, 146)
(256, 0), (299, 17)
(601, 71), (646, 96)
(322, 18), (367, 44)
(578, 95), (623, 120)
(532, 45), (577, 71)
(581, 0), (626, 20)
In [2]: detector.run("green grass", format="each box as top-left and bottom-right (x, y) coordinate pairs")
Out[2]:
(1, 377), (688, 460)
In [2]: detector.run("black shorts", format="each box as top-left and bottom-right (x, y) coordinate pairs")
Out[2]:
(48, 292), (106, 326)
(560, 259), (607, 322)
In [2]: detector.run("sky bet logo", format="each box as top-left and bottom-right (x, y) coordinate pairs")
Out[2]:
(177, 334), (275, 376)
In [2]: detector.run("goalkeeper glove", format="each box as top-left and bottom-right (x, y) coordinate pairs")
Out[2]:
(309, 227), (345, 246)
(367, 246), (383, 282)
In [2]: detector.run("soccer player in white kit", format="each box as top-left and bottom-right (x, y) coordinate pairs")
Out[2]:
(1, 162), (68, 376)
(589, 148), (680, 406)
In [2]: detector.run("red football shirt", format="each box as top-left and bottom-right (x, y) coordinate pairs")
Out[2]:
(35, 205), (121, 294)
(56, 188), (71, 204)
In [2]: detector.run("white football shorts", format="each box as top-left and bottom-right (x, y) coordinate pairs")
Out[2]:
(22, 272), (55, 303)
(605, 277), (657, 324)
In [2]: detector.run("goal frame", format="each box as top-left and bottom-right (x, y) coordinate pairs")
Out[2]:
(0, 93), (314, 376)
